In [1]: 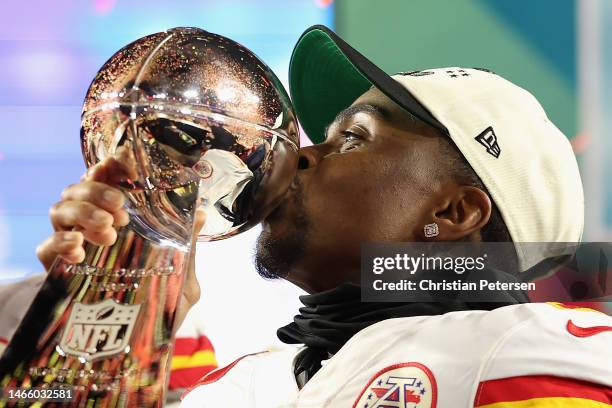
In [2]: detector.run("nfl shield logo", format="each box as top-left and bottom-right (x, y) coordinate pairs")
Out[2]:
(59, 299), (141, 360)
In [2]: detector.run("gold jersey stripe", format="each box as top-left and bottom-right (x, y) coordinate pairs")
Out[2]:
(171, 350), (217, 370)
(478, 397), (611, 408)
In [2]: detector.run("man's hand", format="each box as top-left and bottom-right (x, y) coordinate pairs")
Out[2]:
(37, 157), (130, 269)
(36, 155), (205, 327)
(180, 209), (206, 325)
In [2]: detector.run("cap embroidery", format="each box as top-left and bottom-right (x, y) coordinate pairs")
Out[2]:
(446, 69), (470, 78)
(474, 127), (501, 158)
(472, 67), (496, 74)
(397, 70), (434, 77)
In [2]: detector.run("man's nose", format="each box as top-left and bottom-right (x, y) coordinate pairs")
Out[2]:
(297, 144), (328, 170)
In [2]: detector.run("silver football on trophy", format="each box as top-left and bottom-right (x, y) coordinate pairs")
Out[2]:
(81, 27), (299, 242)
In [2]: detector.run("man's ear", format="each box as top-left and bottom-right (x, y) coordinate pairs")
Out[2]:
(427, 186), (492, 241)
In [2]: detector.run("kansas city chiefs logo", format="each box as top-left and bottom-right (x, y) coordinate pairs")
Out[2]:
(353, 362), (437, 408)
(60, 299), (141, 360)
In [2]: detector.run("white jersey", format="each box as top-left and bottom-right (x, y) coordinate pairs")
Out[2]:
(181, 302), (612, 407)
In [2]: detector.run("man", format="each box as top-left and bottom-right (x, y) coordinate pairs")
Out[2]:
(36, 25), (611, 407)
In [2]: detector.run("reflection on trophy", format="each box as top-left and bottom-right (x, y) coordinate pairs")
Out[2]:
(0, 27), (298, 406)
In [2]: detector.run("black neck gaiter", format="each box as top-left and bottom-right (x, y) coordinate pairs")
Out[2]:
(278, 270), (529, 387)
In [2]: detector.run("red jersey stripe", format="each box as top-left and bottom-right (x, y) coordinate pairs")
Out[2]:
(169, 365), (218, 390)
(173, 335), (215, 355)
(475, 376), (612, 406)
(180, 352), (266, 400)
(477, 396), (611, 407)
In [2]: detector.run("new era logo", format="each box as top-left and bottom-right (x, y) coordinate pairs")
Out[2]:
(475, 127), (501, 158)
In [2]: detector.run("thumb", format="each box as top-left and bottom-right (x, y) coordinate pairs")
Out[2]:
(175, 209), (206, 329)
(82, 146), (139, 185)
(191, 209), (207, 245)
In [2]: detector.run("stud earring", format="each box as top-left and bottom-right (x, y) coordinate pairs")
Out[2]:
(424, 223), (439, 238)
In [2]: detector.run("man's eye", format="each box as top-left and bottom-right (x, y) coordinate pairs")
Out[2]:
(339, 131), (362, 153)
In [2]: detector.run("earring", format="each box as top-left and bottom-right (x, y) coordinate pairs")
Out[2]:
(424, 222), (439, 238)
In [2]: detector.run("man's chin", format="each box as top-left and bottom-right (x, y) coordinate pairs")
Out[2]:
(254, 211), (308, 281)
(254, 229), (293, 280)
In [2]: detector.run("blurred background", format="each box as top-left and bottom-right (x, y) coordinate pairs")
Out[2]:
(0, 0), (610, 367)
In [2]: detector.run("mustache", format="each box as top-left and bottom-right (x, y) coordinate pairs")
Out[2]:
(290, 176), (305, 202)
(288, 174), (304, 194)
(289, 177), (310, 230)
(254, 176), (310, 281)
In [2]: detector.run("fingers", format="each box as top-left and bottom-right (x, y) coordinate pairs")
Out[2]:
(191, 209), (207, 244)
(182, 258), (201, 308)
(81, 228), (118, 247)
(36, 231), (85, 271)
(50, 200), (114, 231)
(39, 150), (138, 272)
(61, 181), (127, 214)
(177, 220), (204, 328)
(174, 209), (207, 327)
(56, 176), (130, 233)
(84, 147), (139, 185)
(187, 209), (206, 267)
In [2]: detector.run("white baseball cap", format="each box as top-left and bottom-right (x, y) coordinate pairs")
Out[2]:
(289, 25), (584, 271)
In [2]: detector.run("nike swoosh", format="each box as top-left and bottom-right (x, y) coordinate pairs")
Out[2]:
(566, 319), (612, 337)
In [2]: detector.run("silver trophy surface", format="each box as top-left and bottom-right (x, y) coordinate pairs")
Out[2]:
(0, 27), (298, 406)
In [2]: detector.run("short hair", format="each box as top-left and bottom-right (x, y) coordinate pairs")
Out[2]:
(439, 137), (513, 243)
(395, 106), (517, 272)
(397, 107), (512, 242)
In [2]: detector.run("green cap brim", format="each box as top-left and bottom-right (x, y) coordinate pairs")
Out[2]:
(289, 25), (446, 144)
(289, 27), (372, 144)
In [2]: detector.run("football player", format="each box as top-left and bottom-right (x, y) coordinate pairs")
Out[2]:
(36, 25), (612, 407)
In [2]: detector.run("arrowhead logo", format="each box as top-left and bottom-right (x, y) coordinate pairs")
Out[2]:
(353, 362), (437, 408)
(59, 299), (141, 360)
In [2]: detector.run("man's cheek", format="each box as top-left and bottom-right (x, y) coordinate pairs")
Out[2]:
(306, 187), (377, 233)
(315, 162), (383, 197)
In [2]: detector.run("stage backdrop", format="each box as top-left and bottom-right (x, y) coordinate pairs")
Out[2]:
(0, 0), (330, 366)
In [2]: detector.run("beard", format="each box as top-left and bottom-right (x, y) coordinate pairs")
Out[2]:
(254, 177), (310, 280)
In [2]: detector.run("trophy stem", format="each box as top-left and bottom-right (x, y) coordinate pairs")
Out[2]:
(0, 225), (192, 407)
